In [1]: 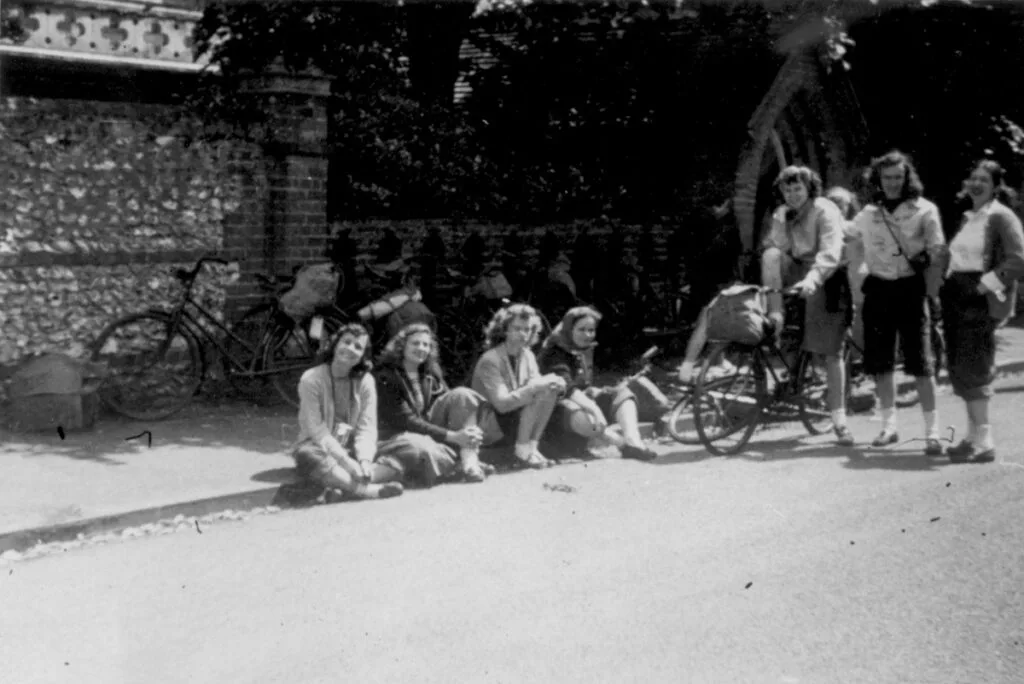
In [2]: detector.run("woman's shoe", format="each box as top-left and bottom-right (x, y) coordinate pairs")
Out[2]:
(516, 450), (550, 469)
(924, 438), (945, 456)
(946, 439), (975, 462)
(622, 443), (658, 461)
(461, 464), (487, 483)
(834, 425), (855, 447)
(948, 441), (996, 464)
(871, 429), (899, 447)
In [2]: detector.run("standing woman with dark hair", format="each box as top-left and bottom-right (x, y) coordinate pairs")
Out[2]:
(761, 164), (853, 445)
(849, 150), (947, 454)
(470, 303), (566, 468)
(941, 160), (1024, 463)
(293, 323), (404, 500)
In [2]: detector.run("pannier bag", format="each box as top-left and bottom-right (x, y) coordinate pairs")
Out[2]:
(358, 286), (424, 322)
(705, 284), (769, 346)
(280, 263), (340, 320)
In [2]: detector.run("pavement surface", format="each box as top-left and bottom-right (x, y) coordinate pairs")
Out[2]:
(2, 369), (1023, 684)
(2, 322), (1024, 556)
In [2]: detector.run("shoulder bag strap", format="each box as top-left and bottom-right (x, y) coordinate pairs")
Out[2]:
(878, 207), (915, 268)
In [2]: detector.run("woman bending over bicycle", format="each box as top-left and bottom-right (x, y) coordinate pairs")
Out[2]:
(375, 323), (498, 484)
(470, 303), (565, 468)
(293, 323), (404, 501)
(762, 165), (853, 446)
(536, 306), (657, 461)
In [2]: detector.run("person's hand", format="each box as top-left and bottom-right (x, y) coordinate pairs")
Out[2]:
(451, 426), (484, 449)
(588, 407), (608, 433)
(793, 277), (818, 298)
(545, 374), (567, 393)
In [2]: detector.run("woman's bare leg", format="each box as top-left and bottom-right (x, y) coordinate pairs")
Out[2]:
(614, 400), (645, 448)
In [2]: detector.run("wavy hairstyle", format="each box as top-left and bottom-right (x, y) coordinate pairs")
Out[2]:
(968, 159), (1017, 206)
(825, 186), (861, 221)
(543, 305), (603, 351)
(483, 302), (543, 349)
(773, 165), (823, 203)
(377, 322), (444, 376)
(864, 149), (924, 203)
(315, 322), (372, 375)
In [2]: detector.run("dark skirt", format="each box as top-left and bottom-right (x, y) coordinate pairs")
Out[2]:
(941, 272), (998, 400)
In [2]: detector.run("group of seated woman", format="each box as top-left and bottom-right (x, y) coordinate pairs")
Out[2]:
(292, 302), (658, 501)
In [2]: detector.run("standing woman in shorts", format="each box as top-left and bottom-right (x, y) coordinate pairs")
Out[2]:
(848, 150), (946, 454)
(761, 165), (853, 445)
(941, 160), (1024, 463)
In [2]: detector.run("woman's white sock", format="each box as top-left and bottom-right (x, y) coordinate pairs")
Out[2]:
(976, 424), (994, 450)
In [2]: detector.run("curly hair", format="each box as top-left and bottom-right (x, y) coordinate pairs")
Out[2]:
(315, 322), (372, 375)
(378, 322), (443, 375)
(864, 149), (924, 203)
(825, 186), (861, 221)
(773, 165), (823, 203)
(483, 302), (543, 349)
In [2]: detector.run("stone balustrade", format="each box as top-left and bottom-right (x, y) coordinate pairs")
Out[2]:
(0, 0), (209, 70)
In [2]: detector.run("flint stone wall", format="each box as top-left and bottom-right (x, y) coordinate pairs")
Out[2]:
(0, 97), (252, 387)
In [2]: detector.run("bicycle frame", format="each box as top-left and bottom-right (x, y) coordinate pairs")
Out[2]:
(163, 266), (297, 378)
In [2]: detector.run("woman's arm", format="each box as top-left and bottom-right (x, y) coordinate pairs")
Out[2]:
(990, 210), (1024, 285)
(376, 368), (450, 442)
(537, 346), (575, 389)
(922, 203), (946, 298)
(474, 354), (538, 413)
(807, 200), (844, 286)
(297, 373), (348, 461)
(352, 375), (379, 464)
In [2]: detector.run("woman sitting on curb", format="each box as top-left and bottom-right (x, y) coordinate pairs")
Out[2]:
(470, 303), (566, 468)
(293, 323), (404, 501)
(536, 306), (657, 461)
(375, 322), (497, 484)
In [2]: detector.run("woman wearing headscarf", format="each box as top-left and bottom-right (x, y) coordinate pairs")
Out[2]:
(536, 306), (657, 461)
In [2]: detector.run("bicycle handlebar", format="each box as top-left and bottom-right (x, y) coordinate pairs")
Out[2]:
(173, 255), (230, 286)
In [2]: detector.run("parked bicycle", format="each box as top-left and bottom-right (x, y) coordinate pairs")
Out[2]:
(90, 256), (348, 421)
(683, 288), (869, 455)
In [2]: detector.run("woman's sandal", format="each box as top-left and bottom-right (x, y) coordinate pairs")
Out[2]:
(517, 451), (550, 469)
(462, 464), (487, 483)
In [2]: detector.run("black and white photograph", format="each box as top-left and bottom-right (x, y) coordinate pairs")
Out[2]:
(1, 0), (1023, 681)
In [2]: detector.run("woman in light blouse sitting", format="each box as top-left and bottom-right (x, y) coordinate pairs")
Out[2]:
(470, 303), (566, 468)
(293, 323), (404, 500)
(941, 160), (1024, 463)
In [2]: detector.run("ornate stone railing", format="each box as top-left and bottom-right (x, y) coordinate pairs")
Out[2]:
(0, 0), (210, 71)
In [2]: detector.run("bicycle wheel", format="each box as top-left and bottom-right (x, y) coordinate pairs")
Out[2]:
(693, 342), (766, 456)
(90, 311), (203, 420)
(796, 351), (833, 435)
(222, 303), (275, 398)
(263, 313), (346, 407)
(665, 385), (703, 445)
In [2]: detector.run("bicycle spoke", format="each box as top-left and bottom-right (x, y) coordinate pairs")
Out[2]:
(91, 313), (202, 420)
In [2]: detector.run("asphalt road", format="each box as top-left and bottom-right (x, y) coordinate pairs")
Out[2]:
(3, 377), (1024, 684)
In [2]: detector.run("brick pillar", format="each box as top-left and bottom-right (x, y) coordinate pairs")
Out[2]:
(226, 63), (331, 315)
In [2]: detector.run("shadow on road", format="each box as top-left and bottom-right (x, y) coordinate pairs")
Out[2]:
(0, 399), (298, 465)
(841, 451), (942, 472)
